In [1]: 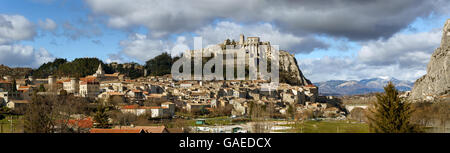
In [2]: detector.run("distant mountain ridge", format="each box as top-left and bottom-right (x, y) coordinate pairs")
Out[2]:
(314, 77), (414, 96)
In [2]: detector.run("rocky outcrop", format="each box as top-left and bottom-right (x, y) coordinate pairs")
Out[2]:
(410, 19), (450, 101)
(279, 50), (312, 86)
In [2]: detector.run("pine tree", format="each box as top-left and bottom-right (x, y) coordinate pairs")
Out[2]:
(368, 82), (419, 133)
(11, 79), (17, 92)
(94, 104), (110, 128)
(38, 84), (46, 92)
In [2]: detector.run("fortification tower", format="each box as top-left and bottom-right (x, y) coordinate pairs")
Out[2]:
(239, 34), (245, 45)
(70, 77), (79, 94)
(48, 75), (56, 91)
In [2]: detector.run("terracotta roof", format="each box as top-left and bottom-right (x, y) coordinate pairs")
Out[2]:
(67, 117), (93, 128)
(121, 105), (140, 109)
(0, 80), (11, 83)
(131, 89), (142, 93)
(90, 128), (144, 133)
(18, 86), (30, 89)
(80, 76), (97, 82)
(131, 126), (167, 133)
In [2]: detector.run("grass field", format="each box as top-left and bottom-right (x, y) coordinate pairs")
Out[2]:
(278, 120), (370, 133)
(0, 115), (24, 133)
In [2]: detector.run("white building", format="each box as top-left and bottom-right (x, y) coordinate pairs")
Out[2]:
(79, 81), (100, 98)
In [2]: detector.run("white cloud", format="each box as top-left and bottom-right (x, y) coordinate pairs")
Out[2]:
(117, 21), (328, 63)
(299, 56), (428, 82)
(0, 14), (55, 68)
(119, 33), (169, 62)
(299, 28), (442, 82)
(0, 44), (54, 68)
(195, 21), (327, 53)
(85, 0), (448, 40)
(357, 29), (441, 68)
(38, 18), (57, 31)
(0, 14), (36, 44)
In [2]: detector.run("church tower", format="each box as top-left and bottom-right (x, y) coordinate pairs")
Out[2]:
(93, 64), (105, 78)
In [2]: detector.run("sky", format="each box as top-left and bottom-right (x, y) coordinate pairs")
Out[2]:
(0, 0), (449, 82)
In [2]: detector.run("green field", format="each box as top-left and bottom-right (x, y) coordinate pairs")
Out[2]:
(0, 115), (24, 133)
(278, 120), (370, 133)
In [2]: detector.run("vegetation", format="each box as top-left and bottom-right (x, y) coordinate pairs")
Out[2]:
(367, 82), (420, 133)
(32, 58), (144, 79)
(410, 100), (450, 132)
(93, 104), (110, 128)
(145, 52), (177, 76)
(280, 120), (369, 133)
(32, 58), (112, 78)
(23, 93), (90, 133)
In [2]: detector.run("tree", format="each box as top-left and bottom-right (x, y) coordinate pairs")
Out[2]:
(11, 79), (17, 92)
(38, 84), (46, 92)
(94, 104), (110, 128)
(368, 82), (420, 133)
(24, 95), (57, 133)
(350, 107), (367, 122)
(145, 52), (174, 76)
(59, 89), (68, 96)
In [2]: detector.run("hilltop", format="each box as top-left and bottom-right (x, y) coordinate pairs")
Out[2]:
(0, 64), (33, 79)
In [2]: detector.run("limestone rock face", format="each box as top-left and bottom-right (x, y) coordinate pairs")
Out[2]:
(279, 50), (312, 86)
(410, 19), (450, 101)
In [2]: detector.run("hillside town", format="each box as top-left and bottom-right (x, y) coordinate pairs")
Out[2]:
(0, 35), (347, 133)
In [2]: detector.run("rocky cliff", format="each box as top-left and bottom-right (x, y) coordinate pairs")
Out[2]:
(279, 50), (312, 86)
(410, 19), (450, 101)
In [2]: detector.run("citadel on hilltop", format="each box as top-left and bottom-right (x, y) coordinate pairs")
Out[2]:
(0, 39), (345, 122)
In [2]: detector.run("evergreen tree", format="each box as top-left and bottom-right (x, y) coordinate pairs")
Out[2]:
(94, 104), (110, 128)
(145, 52), (174, 76)
(38, 84), (46, 92)
(368, 82), (420, 133)
(11, 79), (17, 92)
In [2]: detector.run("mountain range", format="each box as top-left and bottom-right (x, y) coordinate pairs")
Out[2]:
(314, 77), (414, 96)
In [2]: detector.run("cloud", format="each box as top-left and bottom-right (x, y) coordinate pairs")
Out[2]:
(299, 27), (442, 82)
(85, 0), (448, 40)
(105, 53), (126, 63)
(195, 21), (328, 53)
(116, 21), (329, 63)
(91, 39), (103, 45)
(0, 14), (36, 44)
(38, 18), (57, 31)
(61, 21), (103, 40)
(119, 33), (169, 62)
(357, 29), (441, 68)
(0, 14), (55, 68)
(298, 56), (428, 82)
(0, 44), (54, 68)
